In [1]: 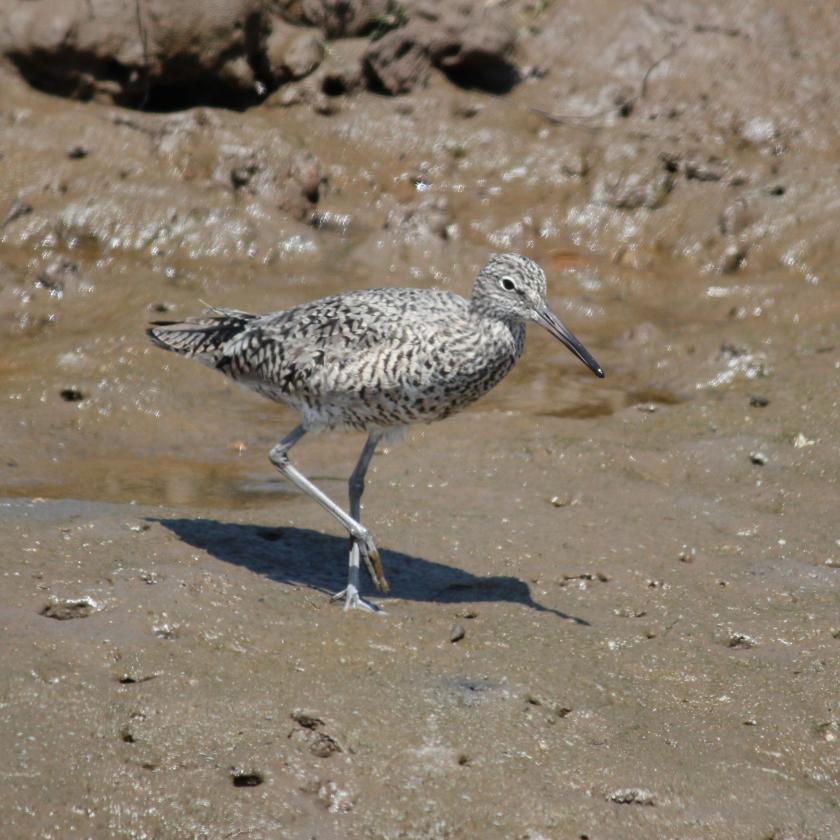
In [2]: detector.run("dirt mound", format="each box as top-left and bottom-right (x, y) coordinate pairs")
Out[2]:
(0, 0), (519, 109)
(365, 2), (518, 95)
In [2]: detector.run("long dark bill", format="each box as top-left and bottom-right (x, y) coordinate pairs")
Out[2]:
(535, 307), (604, 378)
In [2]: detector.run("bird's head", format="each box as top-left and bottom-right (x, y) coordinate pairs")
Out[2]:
(471, 253), (604, 378)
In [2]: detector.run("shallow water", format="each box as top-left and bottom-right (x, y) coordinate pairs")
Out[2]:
(1, 228), (832, 511)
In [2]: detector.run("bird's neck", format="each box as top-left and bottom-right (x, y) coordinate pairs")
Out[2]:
(469, 295), (521, 329)
(468, 303), (526, 358)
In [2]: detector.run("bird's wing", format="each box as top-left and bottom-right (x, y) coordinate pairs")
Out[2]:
(216, 289), (467, 392)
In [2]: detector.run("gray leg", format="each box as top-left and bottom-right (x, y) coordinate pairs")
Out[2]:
(331, 432), (385, 610)
(349, 431), (382, 521)
(268, 426), (387, 612)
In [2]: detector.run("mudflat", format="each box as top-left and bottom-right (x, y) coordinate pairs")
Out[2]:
(1, 2), (839, 837)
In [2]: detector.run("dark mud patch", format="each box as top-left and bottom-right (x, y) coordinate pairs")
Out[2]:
(437, 676), (506, 707)
(231, 769), (264, 787)
(59, 386), (85, 402)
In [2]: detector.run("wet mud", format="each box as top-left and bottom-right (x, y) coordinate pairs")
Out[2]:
(1, 2), (840, 837)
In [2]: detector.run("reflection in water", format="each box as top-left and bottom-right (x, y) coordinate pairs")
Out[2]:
(0, 371), (691, 505)
(540, 386), (689, 419)
(3, 456), (299, 509)
(543, 401), (616, 420)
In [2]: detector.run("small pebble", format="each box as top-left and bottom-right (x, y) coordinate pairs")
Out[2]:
(309, 732), (341, 757)
(728, 632), (757, 649)
(452, 101), (483, 118)
(40, 597), (99, 620)
(277, 85), (303, 107)
(450, 623), (466, 643)
(291, 709), (325, 729)
(742, 116), (776, 145)
(608, 788), (655, 806)
(313, 94), (337, 115)
(67, 145), (89, 159)
(152, 622), (179, 639)
(749, 395), (769, 407)
(815, 721), (838, 742)
(720, 244), (746, 274)
(719, 198), (750, 235)
(614, 607), (647, 618)
(549, 493), (580, 507)
(750, 451), (768, 466)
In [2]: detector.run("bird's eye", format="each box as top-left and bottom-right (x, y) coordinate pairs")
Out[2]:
(500, 277), (516, 291)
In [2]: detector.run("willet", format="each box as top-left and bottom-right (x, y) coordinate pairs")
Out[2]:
(147, 253), (604, 611)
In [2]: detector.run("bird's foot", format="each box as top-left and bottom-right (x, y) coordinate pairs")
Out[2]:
(330, 584), (384, 614)
(352, 532), (389, 594)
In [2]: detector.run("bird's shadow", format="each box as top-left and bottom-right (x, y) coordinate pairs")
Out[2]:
(150, 517), (589, 623)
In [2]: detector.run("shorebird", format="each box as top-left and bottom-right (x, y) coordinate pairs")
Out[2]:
(147, 253), (604, 611)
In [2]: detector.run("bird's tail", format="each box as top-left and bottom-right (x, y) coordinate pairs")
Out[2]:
(146, 306), (256, 366)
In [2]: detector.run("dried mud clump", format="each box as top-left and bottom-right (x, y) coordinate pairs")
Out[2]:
(0, 0), (275, 110)
(365, 1), (518, 95)
(290, 709), (344, 757)
(226, 144), (324, 216)
(40, 596), (100, 620)
(0, 0), (519, 109)
(364, 28), (431, 94)
(284, 0), (393, 38)
(608, 788), (656, 806)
